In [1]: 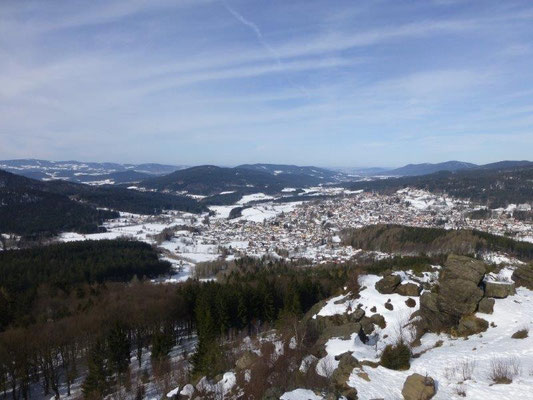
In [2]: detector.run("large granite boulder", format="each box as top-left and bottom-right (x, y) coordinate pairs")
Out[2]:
(395, 282), (421, 297)
(419, 255), (486, 332)
(512, 265), (533, 290)
(375, 275), (401, 294)
(402, 373), (436, 400)
(484, 281), (515, 298)
(316, 322), (361, 348)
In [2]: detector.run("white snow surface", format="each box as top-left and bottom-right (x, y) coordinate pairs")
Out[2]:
(280, 388), (324, 400)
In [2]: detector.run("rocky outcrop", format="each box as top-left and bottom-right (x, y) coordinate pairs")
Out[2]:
(512, 265), (533, 290)
(316, 322), (361, 348)
(395, 283), (421, 297)
(477, 298), (495, 314)
(332, 353), (359, 400)
(419, 255), (485, 332)
(402, 373), (436, 400)
(484, 281), (515, 298)
(375, 274), (401, 294)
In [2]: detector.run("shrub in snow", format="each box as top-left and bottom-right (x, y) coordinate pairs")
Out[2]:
(511, 327), (529, 339)
(489, 357), (521, 384)
(380, 342), (411, 370)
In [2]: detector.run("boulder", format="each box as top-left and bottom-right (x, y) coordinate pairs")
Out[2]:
(441, 255), (486, 284)
(351, 308), (366, 322)
(401, 373), (436, 400)
(512, 265), (533, 289)
(477, 298), (495, 314)
(395, 283), (421, 297)
(317, 322), (361, 347)
(484, 281), (515, 298)
(456, 315), (488, 336)
(331, 353), (359, 398)
(375, 275), (401, 294)
(438, 279), (484, 317)
(370, 313), (386, 329)
(360, 317), (374, 335)
(420, 255), (486, 332)
(405, 298), (416, 308)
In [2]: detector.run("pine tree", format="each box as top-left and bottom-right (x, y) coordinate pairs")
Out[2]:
(106, 321), (130, 377)
(82, 339), (109, 398)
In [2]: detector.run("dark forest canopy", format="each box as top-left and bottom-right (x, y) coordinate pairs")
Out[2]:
(0, 239), (171, 330)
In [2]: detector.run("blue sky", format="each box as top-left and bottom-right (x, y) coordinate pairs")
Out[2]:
(1, 0), (532, 167)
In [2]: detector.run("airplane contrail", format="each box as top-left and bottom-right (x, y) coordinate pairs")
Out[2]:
(220, 0), (309, 96)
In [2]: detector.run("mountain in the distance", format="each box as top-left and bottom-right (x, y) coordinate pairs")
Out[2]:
(236, 163), (345, 181)
(141, 165), (330, 195)
(0, 159), (185, 184)
(0, 168), (207, 236)
(387, 161), (477, 176)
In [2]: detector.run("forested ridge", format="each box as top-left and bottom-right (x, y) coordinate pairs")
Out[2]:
(347, 165), (533, 208)
(0, 169), (206, 236)
(342, 224), (533, 261)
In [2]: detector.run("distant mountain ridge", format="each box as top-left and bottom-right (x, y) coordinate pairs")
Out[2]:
(386, 161), (477, 176)
(236, 163), (345, 181)
(0, 159), (184, 185)
(140, 165), (332, 195)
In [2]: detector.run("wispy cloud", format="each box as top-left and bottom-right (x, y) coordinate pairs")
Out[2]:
(1, 0), (533, 165)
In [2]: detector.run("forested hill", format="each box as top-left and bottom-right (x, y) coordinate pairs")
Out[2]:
(342, 224), (533, 261)
(140, 165), (327, 195)
(0, 169), (118, 236)
(346, 164), (533, 208)
(0, 169), (206, 236)
(0, 239), (171, 331)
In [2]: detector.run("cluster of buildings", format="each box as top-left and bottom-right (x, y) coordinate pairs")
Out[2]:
(162, 188), (532, 266)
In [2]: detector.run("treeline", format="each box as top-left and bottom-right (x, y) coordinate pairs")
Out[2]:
(0, 239), (171, 331)
(341, 224), (533, 261)
(0, 257), (352, 399)
(346, 165), (533, 208)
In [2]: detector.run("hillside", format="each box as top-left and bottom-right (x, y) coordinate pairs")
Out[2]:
(141, 165), (325, 195)
(341, 224), (533, 261)
(0, 169), (206, 236)
(387, 161), (477, 176)
(236, 163), (344, 181)
(347, 164), (533, 208)
(0, 170), (118, 236)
